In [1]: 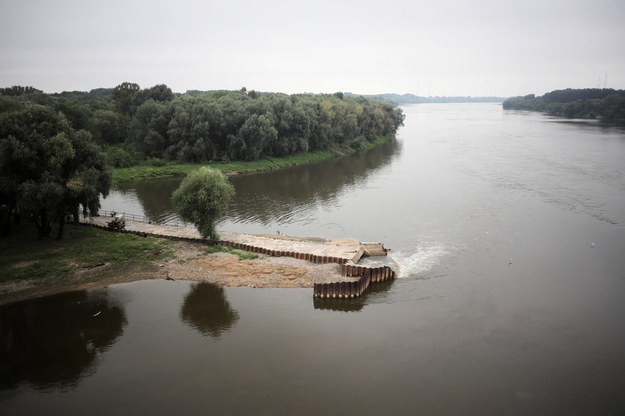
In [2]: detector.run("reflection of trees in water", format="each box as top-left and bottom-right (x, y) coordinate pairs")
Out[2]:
(180, 283), (239, 337)
(225, 138), (402, 225)
(114, 177), (182, 222)
(110, 139), (402, 226)
(0, 289), (127, 390)
(313, 280), (395, 313)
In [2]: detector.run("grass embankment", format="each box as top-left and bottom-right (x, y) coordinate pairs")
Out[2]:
(0, 222), (263, 292)
(113, 135), (394, 182)
(0, 223), (174, 285)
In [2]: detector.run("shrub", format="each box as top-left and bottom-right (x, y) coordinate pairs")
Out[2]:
(171, 167), (235, 243)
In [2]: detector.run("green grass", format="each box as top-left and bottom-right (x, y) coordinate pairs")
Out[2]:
(0, 223), (174, 285)
(112, 136), (394, 183)
(203, 245), (259, 260)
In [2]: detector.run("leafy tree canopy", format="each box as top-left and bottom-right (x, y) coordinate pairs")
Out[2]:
(1, 83), (406, 168)
(0, 105), (111, 238)
(503, 88), (625, 123)
(171, 167), (235, 243)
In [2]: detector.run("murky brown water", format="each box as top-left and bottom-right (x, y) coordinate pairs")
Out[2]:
(2, 104), (625, 414)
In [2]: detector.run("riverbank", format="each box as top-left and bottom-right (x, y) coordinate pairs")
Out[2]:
(0, 223), (352, 305)
(113, 135), (394, 182)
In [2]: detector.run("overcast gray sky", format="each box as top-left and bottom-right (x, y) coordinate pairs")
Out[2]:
(1, 0), (624, 97)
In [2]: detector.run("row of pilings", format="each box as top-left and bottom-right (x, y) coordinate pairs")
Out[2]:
(313, 264), (396, 299)
(80, 221), (353, 264)
(218, 240), (349, 264)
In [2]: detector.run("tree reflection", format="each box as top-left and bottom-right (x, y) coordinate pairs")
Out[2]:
(109, 138), (402, 226)
(224, 138), (402, 225)
(313, 280), (395, 313)
(0, 289), (127, 390)
(116, 176), (182, 222)
(180, 283), (239, 337)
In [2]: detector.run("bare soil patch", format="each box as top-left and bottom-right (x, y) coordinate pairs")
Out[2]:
(0, 240), (352, 305)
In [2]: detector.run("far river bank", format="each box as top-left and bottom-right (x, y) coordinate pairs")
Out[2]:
(113, 135), (394, 182)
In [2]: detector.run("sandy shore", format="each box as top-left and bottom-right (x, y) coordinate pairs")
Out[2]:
(0, 239), (356, 305)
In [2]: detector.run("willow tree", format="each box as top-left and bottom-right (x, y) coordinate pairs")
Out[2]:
(171, 167), (234, 244)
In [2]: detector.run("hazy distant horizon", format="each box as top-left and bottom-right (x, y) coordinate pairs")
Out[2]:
(1, 0), (624, 97)
(0, 82), (618, 101)
(2, 83), (513, 99)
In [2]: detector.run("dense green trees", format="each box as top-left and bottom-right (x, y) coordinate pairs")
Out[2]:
(0, 104), (111, 238)
(1, 83), (405, 168)
(0, 83), (403, 238)
(171, 167), (235, 243)
(503, 88), (625, 123)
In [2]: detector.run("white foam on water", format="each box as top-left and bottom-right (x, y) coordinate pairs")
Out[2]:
(390, 243), (449, 278)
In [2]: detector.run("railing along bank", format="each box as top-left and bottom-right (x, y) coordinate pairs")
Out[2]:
(96, 210), (185, 227)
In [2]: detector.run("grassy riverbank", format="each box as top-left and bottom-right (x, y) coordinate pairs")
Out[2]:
(113, 135), (394, 182)
(0, 223), (174, 286)
(0, 222), (348, 305)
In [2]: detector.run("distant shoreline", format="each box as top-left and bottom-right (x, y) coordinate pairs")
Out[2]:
(345, 92), (506, 105)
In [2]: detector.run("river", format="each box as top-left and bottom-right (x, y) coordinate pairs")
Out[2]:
(2, 103), (625, 414)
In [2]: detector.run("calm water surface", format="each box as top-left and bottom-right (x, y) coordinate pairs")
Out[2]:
(2, 103), (625, 414)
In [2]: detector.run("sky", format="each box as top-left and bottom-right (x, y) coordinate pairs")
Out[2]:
(1, 0), (624, 97)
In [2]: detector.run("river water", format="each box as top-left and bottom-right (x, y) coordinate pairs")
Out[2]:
(2, 103), (625, 414)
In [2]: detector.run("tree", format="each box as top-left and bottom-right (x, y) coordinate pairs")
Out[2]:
(237, 113), (278, 160)
(0, 105), (111, 238)
(132, 84), (174, 109)
(92, 109), (124, 144)
(171, 167), (235, 243)
(0, 86), (43, 96)
(128, 99), (171, 157)
(112, 82), (140, 115)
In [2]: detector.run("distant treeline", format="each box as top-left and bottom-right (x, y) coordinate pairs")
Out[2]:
(0, 84), (405, 167)
(502, 88), (625, 122)
(345, 92), (505, 105)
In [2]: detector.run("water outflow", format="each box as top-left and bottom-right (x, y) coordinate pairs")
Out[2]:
(358, 242), (450, 278)
(390, 244), (450, 277)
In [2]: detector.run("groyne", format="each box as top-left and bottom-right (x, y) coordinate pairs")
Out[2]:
(80, 212), (396, 297)
(313, 264), (396, 299)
